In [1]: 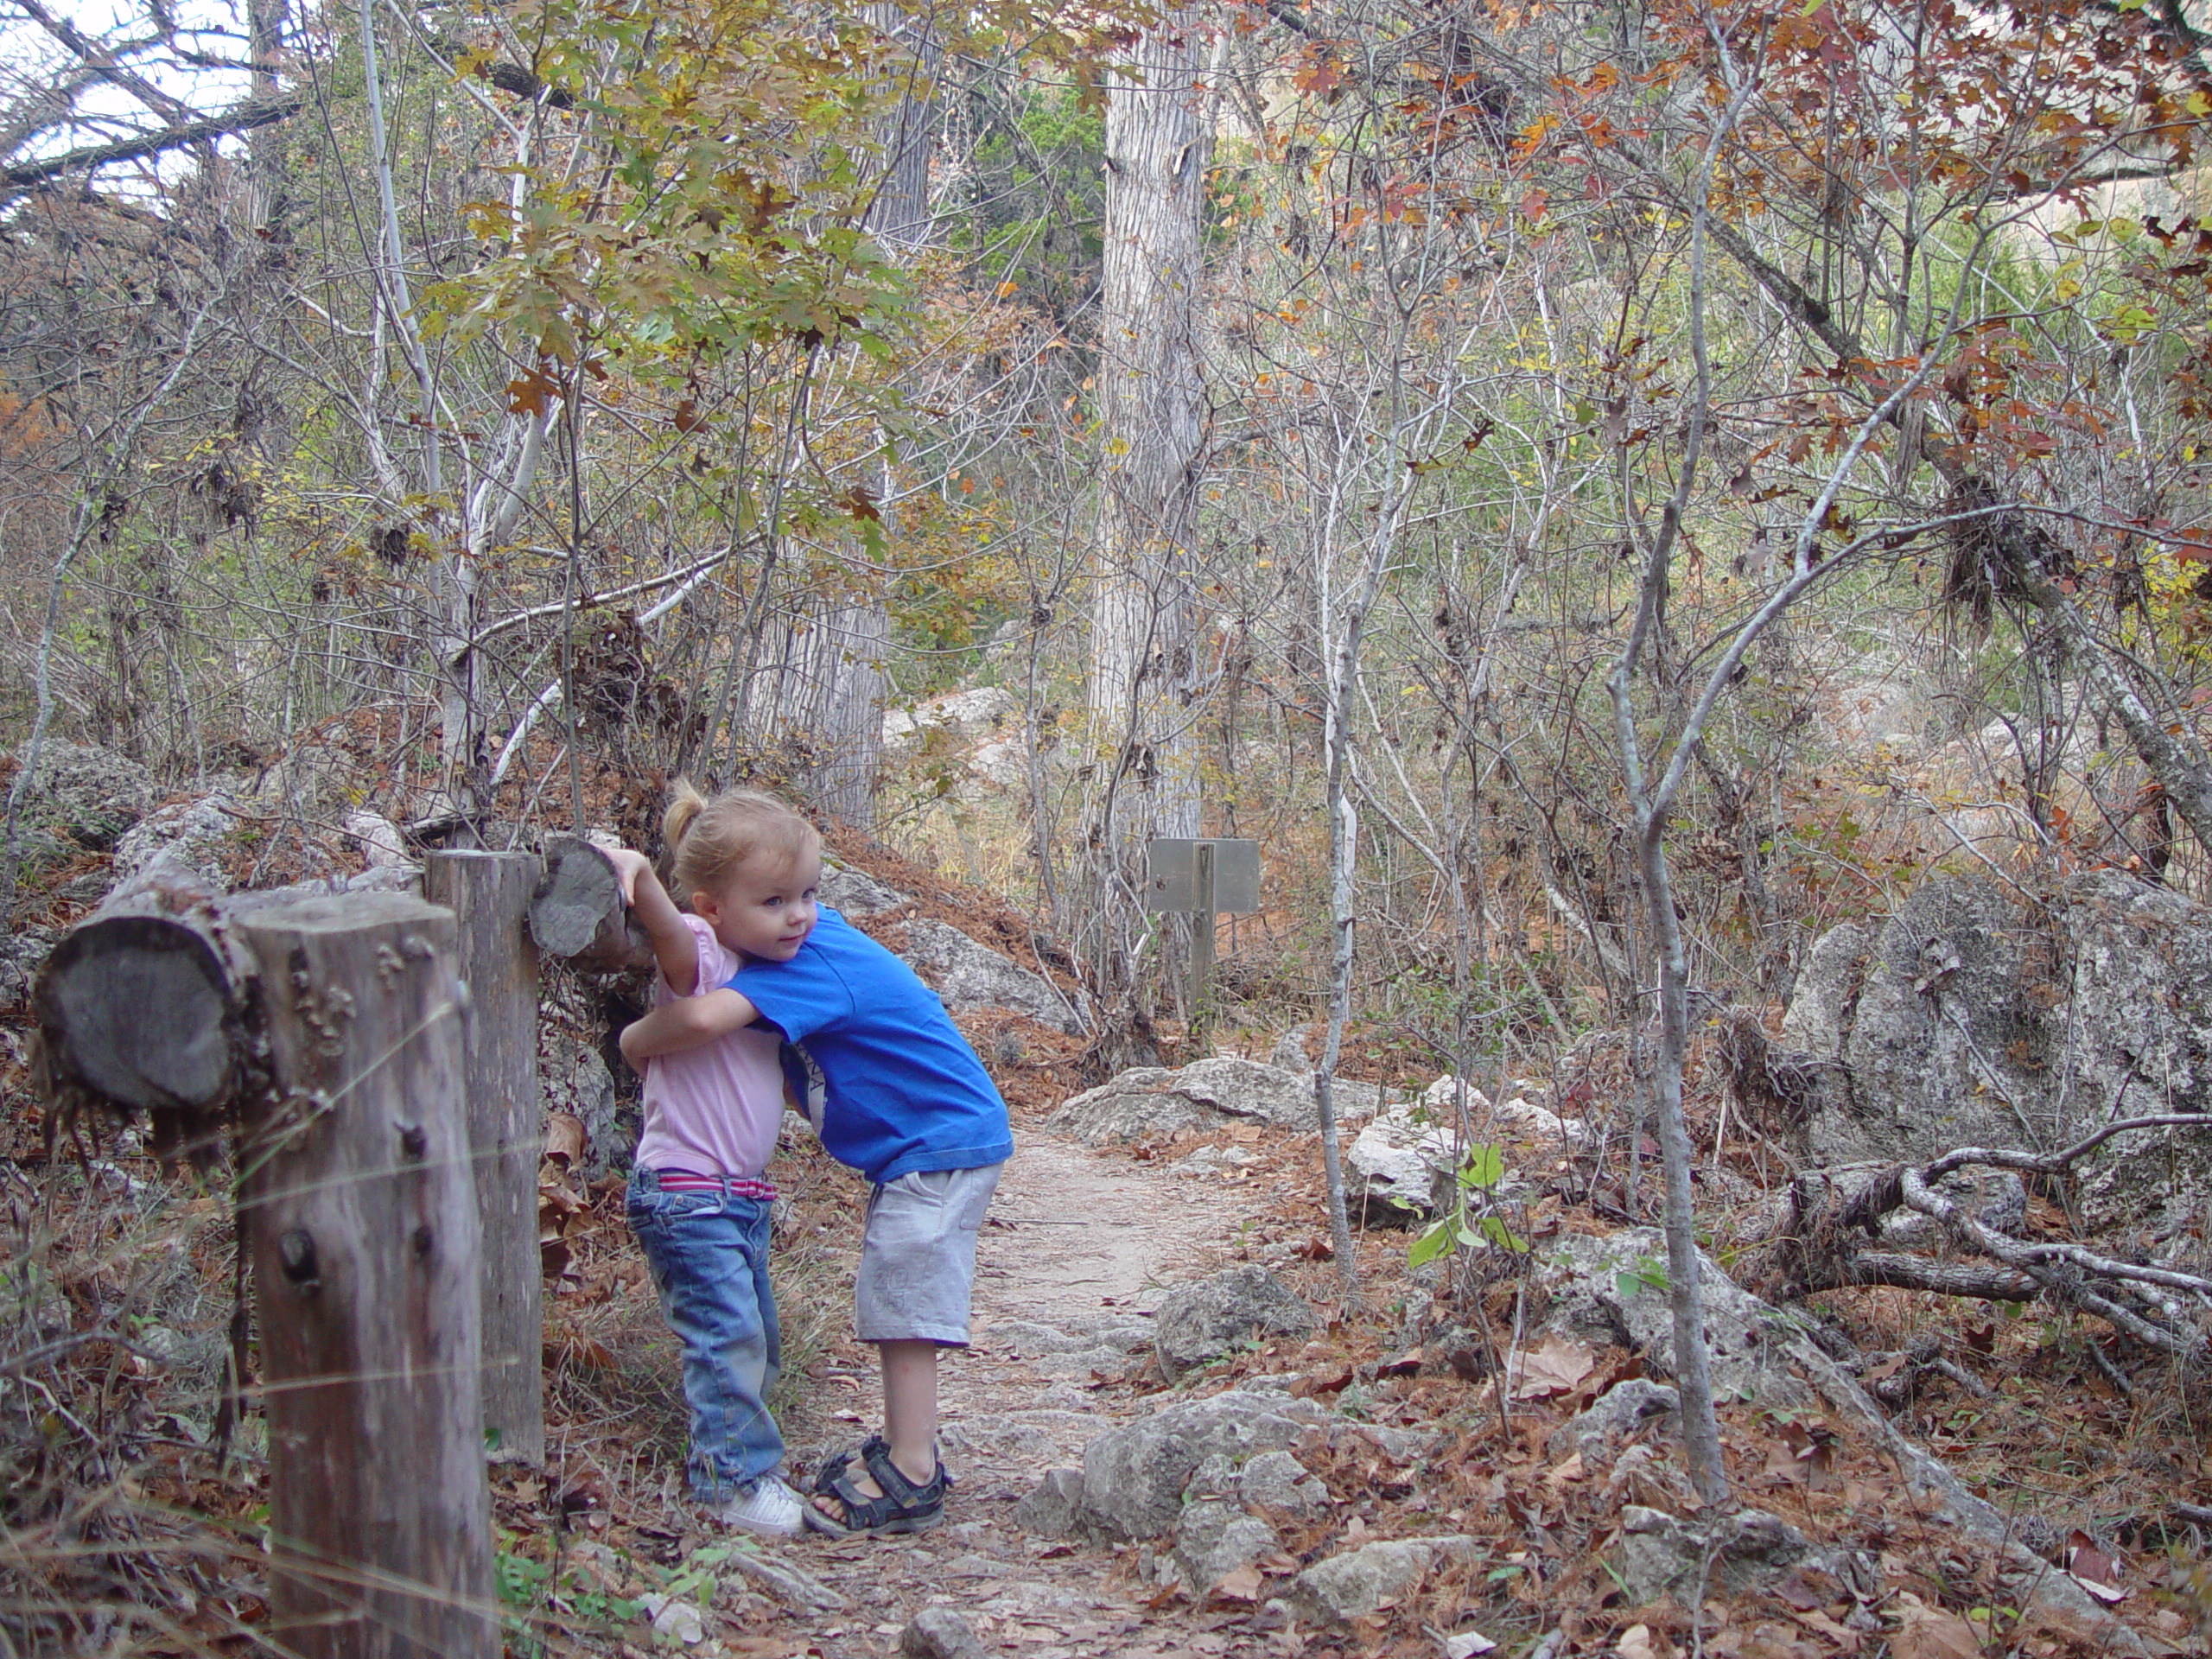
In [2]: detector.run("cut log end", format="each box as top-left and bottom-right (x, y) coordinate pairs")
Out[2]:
(529, 836), (654, 970)
(528, 836), (621, 957)
(35, 915), (237, 1112)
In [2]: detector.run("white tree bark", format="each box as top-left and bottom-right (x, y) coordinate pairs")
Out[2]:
(1086, 12), (1214, 1027)
(759, 599), (891, 827)
(864, 4), (940, 251)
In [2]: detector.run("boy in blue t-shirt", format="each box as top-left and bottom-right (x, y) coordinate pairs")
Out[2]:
(620, 823), (1012, 1538)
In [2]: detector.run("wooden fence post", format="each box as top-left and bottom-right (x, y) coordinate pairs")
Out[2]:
(237, 892), (495, 1659)
(424, 849), (545, 1465)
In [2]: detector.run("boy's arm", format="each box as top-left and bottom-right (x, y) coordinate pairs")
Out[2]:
(605, 849), (700, 995)
(620, 988), (764, 1067)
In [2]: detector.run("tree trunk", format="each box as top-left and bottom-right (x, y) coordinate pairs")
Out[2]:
(762, 598), (890, 830)
(423, 849), (545, 1466)
(865, 4), (939, 251)
(1087, 11), (1213, 1036)
(237, 891), (494, 1659)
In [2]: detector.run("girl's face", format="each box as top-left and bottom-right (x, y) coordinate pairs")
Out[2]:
(695, 847), (822, 963)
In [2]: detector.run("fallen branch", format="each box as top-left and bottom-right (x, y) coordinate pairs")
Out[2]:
(1749, 1120), (2212, 1363)
(1828, 1250), (2042, 1303)
(1897, 1166), (2209, 1362)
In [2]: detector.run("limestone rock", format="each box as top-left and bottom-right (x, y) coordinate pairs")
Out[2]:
(1154, 1265), (1316, 1378)
(340, 808), (409, 868)
(882, 686), (1020, 752)
(1780, 873), (2212, 1188)
(1009, 1467), (1084, 1538)
(111, 794), (240, 887)
(1170, 1500), (1279, 1593)
(543, 1038), (623, 1179)
(6, 740), (153, 847)
(1533, 1227), (1808, 1406)
(1291, 1536), (1478, 1624)
(1239, 1449), (1332, 1517)
(888, 917), (1083, 1034)
(1075, 1389), (1321, 1540)
(985, 1313), (1155, 1377)
(1052, 1058), (1382, 1145)
(0, 927), (57, 1009)
(1346, 1109), (1458, 1217)
(1548, 1379), (1679, 1461)
(899, 1607), (988, 1659)
(1416, 1075), (1587, 1144)
(819, 864), (912, 917)
(1269, 1027), (1315, 1074)
(1615, 1505), (1875, 1608)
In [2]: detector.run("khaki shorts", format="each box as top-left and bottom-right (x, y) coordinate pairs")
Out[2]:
(853, 1163), (1003, 1345)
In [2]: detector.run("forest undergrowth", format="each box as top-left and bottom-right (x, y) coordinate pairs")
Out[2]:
(0, 703), (2206, 1656)
(4, 800), (2210, 1656)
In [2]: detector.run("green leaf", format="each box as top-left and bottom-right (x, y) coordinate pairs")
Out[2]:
(1458, 1142), (1505, 1190)
(1408, 1220), (1455, 1268)
(1477, 1215), (1529, 1253)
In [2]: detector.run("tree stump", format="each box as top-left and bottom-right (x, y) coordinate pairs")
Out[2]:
(238, 891), (494, 1659)
(423, 849), (545, 1465)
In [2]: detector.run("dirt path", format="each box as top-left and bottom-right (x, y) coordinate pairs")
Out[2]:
(760, 1128), (1270, 1658)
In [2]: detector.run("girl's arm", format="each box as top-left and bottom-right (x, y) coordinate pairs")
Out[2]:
(620, 988), (764, 1067)
(606, 849), (700, 995)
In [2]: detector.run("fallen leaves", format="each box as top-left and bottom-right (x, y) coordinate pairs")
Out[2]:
(538, 1112), (590, 1281)
(1212, 1562), (1264, 1602)
(2064, 1530), (2126, 1602)
(1512, 1334), (1598, 1401)
(1889, 1593), (1981, 1659)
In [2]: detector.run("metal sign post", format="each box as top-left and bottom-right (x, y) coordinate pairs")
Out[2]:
(1145, 838), (1261, 1030)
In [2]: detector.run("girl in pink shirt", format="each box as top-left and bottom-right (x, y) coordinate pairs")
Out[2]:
(606, 784), (819, 1539)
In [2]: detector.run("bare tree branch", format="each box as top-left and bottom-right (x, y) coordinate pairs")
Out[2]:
(0, 95), (300, 194)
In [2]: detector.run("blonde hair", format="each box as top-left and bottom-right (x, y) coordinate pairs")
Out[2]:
(662, 780), (821, 904)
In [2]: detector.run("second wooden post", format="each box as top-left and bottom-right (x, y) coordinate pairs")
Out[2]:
(424, 848), (545, 1465)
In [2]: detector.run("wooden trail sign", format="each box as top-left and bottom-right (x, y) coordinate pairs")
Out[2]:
(1143, 837), (1260, 1023)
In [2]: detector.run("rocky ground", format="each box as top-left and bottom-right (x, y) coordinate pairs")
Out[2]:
(4, 737), (2211, 1658)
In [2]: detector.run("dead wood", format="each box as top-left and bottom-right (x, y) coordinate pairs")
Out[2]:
(527, 835), (654, 971)
(1745, 1121), (2212, 1363)
(30, 857), (418, 1157)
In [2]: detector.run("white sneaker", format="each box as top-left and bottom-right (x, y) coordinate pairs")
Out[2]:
(710, 1476), (805, 1539)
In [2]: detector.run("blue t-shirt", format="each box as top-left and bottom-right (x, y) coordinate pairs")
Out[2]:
(727, 906), (1014, 1185)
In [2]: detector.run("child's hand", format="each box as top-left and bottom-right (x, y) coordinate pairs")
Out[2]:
(605, 847), (653, 906)
(603, 849), (698, 994)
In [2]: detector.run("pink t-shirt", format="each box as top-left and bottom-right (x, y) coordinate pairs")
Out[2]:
(632, 915), (785, 1179)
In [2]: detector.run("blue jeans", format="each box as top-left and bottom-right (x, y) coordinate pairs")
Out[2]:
(626, 1171), (784, 1500)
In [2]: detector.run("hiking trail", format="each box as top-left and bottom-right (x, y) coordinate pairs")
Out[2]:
(766, 1125), (1280, 1658)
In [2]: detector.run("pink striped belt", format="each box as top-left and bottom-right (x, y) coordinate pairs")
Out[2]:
(651, 1169), (779, 1203)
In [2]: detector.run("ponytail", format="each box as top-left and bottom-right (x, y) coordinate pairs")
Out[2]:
(663, 777), (709, 857)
